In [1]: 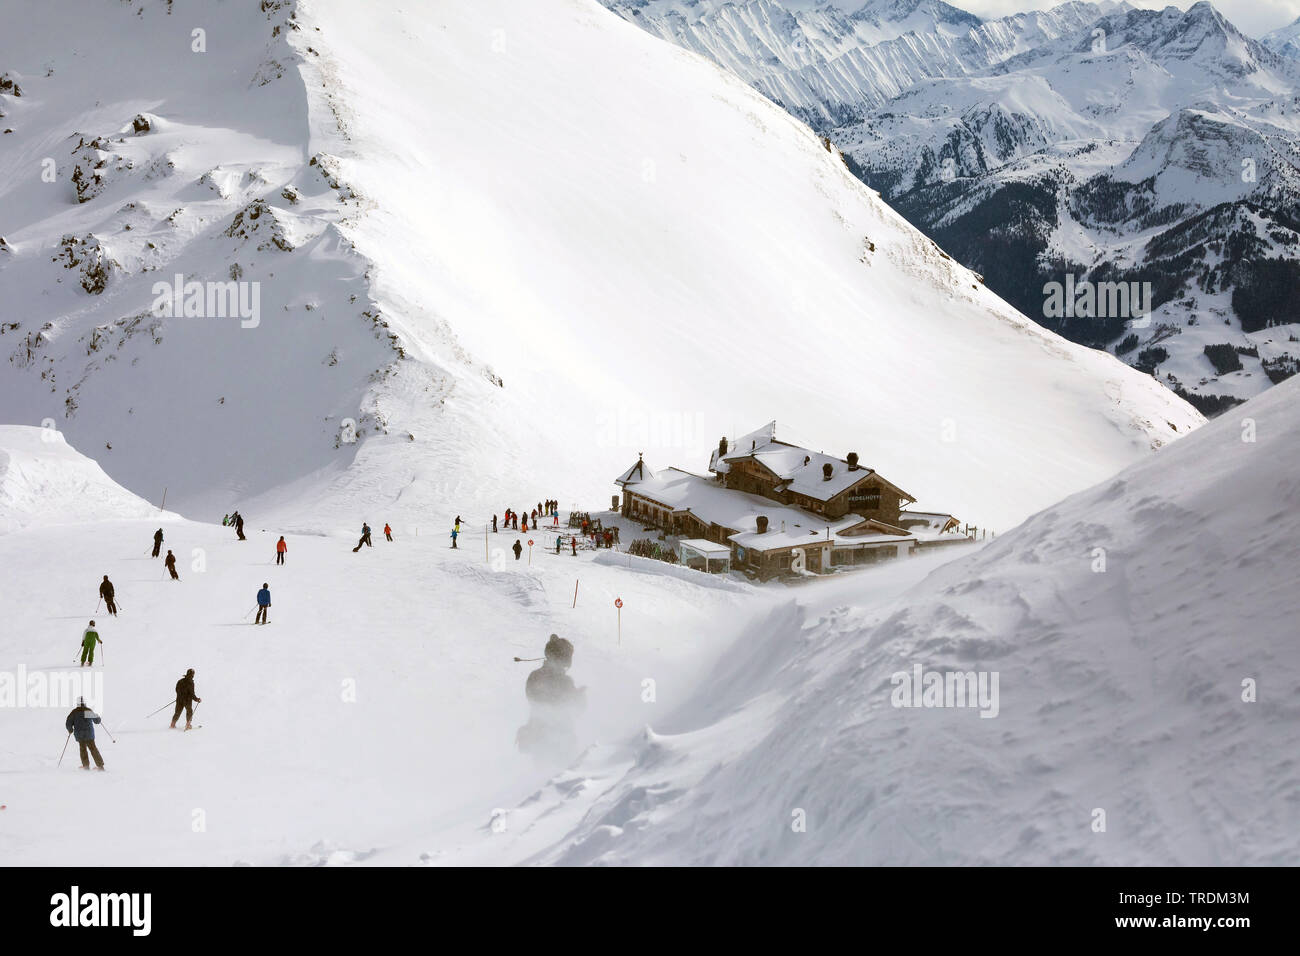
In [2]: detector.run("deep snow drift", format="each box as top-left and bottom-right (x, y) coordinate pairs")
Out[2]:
(0, 0), (1199, 535)
(465, 376), (1300, 866)
(0, 424), (171, 534)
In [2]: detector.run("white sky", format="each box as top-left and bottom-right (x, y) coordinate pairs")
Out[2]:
(957, 0), (1300, 37)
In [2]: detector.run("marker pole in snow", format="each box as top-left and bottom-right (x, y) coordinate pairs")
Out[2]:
(160, 487), (167, 512)
(573, 580), (579, 609)
(615, 597), (623, 645)
(57, 733), (71, 768)
(527, 539), (534, 565)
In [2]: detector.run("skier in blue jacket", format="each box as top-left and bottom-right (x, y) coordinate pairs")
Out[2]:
(65, 697), (105, 770)
(255, 583), (271, 625)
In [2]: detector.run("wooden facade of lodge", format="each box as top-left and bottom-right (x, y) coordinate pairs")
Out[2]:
(614, 422), (965, 580)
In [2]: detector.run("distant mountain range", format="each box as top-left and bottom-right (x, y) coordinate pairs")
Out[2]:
(607, 0), (1300, 413)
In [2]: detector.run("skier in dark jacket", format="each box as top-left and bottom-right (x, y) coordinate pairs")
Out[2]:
(235, 512), (246, 541)
(170, 669), (201, 730)
(65, 698), (105, 770)
(152, 527), (164, 558)
(255, 583), (271, 624)
(555, 536), (562, 555)
(571, 536), (577, 556)
(352, 523), (372, 552)
(512, 539), (523, 561)
(492, 514), (498, 533)
(517, 635), (584, 759)
(164, 549), (179, 580)
(80, 622), (102, 667)
(99, 575), (117, 615)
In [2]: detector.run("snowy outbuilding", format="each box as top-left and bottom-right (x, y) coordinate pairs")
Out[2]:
(677, 539), (732, 574)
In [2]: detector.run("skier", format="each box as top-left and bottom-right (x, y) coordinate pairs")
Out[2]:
(384, 523), (392, 542)
(65, 697), (105, 770)
(552, 507), (559, 526)
(254, 583), (271, 625)
(222, 514), (230, 527)
(235, 512), (246, 541)
(79, 621), (102, 667)
(555, 536), (562, 555)
(450, 525), (459, 549)
(512, 511), (519, 531)
(492, 514), (498, 533)
(352, 523), (372, 552)
(276, 535), (287, 565)
(164, 549), (180, 580)
(571, 536), (577, 556)
(512, 539), (523, 561)
(151, 527), (164, 558)
(170, 668), (202, 730)
(516, 635), (585, 760)
(522, 515), (528, 534)
(98, 575), (117, 616)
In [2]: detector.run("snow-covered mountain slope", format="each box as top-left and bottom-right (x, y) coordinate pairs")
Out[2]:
(466, 373), (1300, 866)
(1262, 14), (1300, 59)
(607, 0), (1300, 411)
(605, 0), (1117, 125)
(0, 425), (171, 534)
(0, 0), (1198, 533)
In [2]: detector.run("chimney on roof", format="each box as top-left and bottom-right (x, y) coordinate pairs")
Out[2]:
(756, 515), (768, 534)
(847, 451), (860, 471)
(719, 436), (728, 457)
(822, 463), (833, 481)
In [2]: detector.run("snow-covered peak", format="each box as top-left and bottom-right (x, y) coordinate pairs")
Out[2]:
(1260, 13), (1300, 59)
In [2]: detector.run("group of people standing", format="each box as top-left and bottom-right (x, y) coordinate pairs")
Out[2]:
(494, 500), (559, 536)
(221, 511), (246, 540)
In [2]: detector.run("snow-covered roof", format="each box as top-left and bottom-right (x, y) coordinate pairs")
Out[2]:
(712, 422), (913, 503)
(677, 538), (731, 557)
(897, 511), (958, 530)
(614, 457), (655, 486)
(624, 467), (832, 538)
(730, 516), (915, 552)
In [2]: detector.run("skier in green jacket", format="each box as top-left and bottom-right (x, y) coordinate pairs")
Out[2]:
(80, 621), (102, 667)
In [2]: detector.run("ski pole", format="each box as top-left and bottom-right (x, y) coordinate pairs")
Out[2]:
(100, 722), (116, 744)
(57, 732), (71, 767)
(95, 597), (102, 613)
(145, 699), (176, 719)
(243, 605), (257, 620)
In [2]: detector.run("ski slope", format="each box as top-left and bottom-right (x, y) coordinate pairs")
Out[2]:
(0, 430), (786, 865)
(0, 0), (1199, 536)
